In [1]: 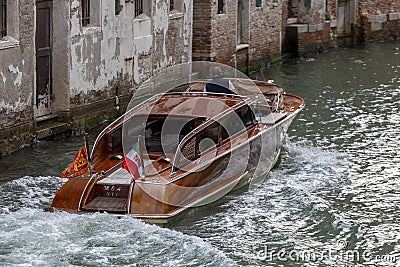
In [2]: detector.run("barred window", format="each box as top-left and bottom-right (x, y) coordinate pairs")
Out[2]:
(135, 0), (143, 17)
(170, 0), (174, 11)
(0, 0), (6, 38)
(217, 0), (224, 14)
(82, 0), (90, 26)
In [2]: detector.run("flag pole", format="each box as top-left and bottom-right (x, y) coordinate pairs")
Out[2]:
(138, 135), (146, 180)
(85, 133), (93, 176)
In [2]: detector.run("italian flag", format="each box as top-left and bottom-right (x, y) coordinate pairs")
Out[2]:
(122, 142), (143, 180)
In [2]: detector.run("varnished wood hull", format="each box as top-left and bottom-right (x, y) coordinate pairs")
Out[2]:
(48, 107), (301, 223)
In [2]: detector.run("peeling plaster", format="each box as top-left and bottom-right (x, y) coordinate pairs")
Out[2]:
(8, 65), (22, 87)
(69, 0), (193, 97)
(0, 71), (6, 85)
(0, 99), (25, 114)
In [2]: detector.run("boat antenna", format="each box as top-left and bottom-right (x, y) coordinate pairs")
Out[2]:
(260, 68), (267, 82)
(138, 135), (146, 180)
(85, 133), (93, 176)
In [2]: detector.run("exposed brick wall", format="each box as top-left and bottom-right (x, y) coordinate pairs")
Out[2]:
(192, 0), (213, 61)
(250, 1), (283, 64)
(359, 1), (400, 16)
(193, 0), (285, 69)
(298, 22), (331, 56)
(358, 0), (400, 41)
(166, 16), (186, 65)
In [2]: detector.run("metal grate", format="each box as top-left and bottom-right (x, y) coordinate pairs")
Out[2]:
(135, 0), (143, 17)
(0, 0), (6, 38)
(176, 136), (197, 169)
(217, 0), (224, 14)
(82, 0), (90, 26)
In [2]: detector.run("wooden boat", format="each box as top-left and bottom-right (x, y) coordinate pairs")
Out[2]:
(47, 79), (304, 223)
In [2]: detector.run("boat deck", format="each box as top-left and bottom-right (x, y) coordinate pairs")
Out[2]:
(98, 168), (132, 185)
(83, 197), (127, 213)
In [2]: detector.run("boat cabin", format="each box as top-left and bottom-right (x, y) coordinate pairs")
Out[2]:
(90, 92), (260, 178)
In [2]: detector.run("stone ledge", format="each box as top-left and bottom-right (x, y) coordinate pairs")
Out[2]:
(389, 13), (400, 21)
(36, 122), (71, 140)
(308, 23), (324, 33)
(367, 14), (387, 23)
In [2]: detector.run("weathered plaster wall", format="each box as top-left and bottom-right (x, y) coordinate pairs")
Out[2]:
(69, 0), (193, 104)
(66, 0), (192, 132)
(326, 0), (337, 20)
(297, 0), (325, 24)
(0, 0), (35, 155)
(52, 0), (71, 117)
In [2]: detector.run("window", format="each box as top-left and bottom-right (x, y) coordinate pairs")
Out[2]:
(0, 0), (6, 38)
(134, 0), (143, 17)
(217, 0), (224, 14)
(169, 0), (183, 13)
(256, 0), (262, 7)
(81, 0), (90, 27)
(115, 0), (123, 15)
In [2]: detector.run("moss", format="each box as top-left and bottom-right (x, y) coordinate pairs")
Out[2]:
(239, 66), (248, 74)
(86, 116), (101, 129)
(248, 63), (262, 72)
(109, 109), (123, 121)
(270, 57), (281, 64)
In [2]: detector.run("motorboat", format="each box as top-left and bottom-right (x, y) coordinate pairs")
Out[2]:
(47, 78), (304, 223)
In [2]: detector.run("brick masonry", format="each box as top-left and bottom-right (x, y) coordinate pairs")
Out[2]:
(193, 0), (285, 70)
(358, 0), (400, 41)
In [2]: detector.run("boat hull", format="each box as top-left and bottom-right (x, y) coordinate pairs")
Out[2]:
(48, 108), (299, 223)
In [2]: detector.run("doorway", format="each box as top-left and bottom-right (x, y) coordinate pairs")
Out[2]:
(35, 1), (53, 117)
(237, 0), (249, 45)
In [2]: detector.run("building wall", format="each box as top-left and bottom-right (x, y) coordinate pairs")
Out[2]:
(192, 0), (212, 61)
(193, 0), (285, 70)
(358, 0), (400, 41)
(0, 0), (35, 155)
(66, 0), (193, 131)
(249, 0), (284, 65)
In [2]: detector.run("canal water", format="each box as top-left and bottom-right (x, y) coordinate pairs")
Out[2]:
(1, 41), (399, 266)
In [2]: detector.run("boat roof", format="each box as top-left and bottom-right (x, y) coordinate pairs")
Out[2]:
(130, 92), (248, 119)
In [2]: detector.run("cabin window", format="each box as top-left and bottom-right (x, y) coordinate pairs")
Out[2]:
(197, 123), (219, 155)
(237, 107), (256, 128)
(220, 107), (255, 141)
(143, 117), (196, 154)
(217, 0), (224, 14)
(0, 0), (6, 38)
(81, 0), (90, 26)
